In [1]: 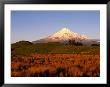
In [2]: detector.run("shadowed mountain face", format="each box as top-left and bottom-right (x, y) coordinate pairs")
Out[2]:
(32, 27), (99, 45)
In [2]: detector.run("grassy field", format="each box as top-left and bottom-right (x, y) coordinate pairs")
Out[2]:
(11, 41), (100, 55)
(11, 41), (100, 77)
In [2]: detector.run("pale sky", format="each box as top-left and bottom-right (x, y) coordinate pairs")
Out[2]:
(11, 11), (100, 43)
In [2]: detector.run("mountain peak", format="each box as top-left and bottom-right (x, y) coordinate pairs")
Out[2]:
(33, 27), (89, 43)
(60, 27), (71, 32)
(58, 27), (73, 34)
(47, 27), (88, 41)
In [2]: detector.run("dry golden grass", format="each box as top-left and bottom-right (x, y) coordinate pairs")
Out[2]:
(11, 54), (100, 77)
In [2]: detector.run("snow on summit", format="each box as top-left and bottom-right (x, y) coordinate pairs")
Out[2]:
(48, 27), (88, 41)
(33, 27), (89, 43)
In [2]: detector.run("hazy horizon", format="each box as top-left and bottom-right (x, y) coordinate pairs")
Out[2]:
(11, 11), (100, 43)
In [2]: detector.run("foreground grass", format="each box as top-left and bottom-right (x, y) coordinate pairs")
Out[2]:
(11, 41), (100, 77)
(11, 54), (100, 77)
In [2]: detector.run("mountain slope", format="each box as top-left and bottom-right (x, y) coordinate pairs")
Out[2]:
(33, 27), (89, 43)
(32, 27), (100, 45)
(48, 28), (88, 41)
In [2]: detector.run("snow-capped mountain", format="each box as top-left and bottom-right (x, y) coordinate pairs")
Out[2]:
(48, 28), (88, 41)
(32, 27), (99, 44)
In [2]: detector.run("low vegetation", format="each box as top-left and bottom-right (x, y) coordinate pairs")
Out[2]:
(11, 41), (100, 56)
(11, 41), (100, 77)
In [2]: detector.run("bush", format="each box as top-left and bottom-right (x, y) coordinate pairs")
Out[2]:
(91, 44), (100, 46)
(68, 39), (83, 46)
